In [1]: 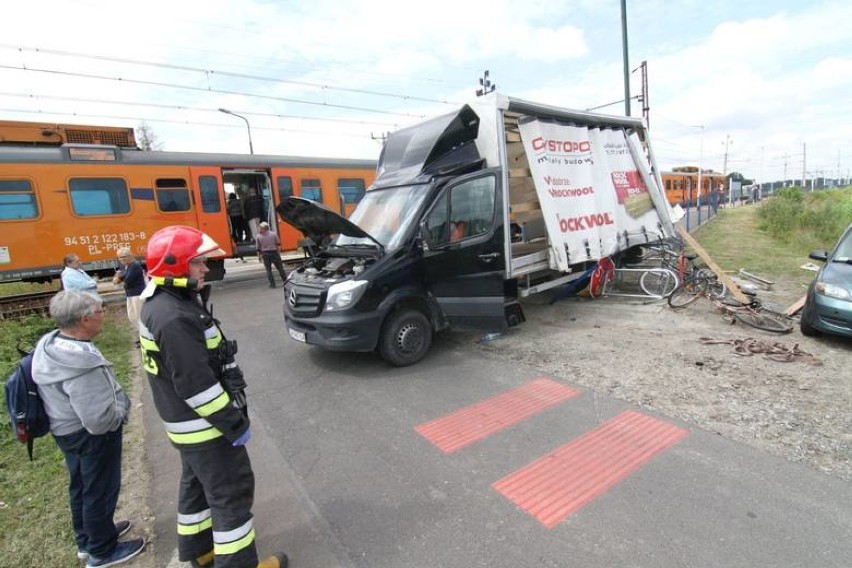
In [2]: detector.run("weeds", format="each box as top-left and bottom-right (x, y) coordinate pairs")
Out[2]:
(757, 186), (852, 251)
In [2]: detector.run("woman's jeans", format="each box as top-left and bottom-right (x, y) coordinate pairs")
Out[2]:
(54, 426), (123, 558)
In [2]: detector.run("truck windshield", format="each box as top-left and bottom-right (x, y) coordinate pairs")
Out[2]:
(336, 184), (429, 249)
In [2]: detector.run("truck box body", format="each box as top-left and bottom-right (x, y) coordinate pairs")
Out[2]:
(277, 93), (676, 366)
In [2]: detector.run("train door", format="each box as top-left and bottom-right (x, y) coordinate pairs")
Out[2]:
(189, 167), (231, 254)
(271, 168), (302, 251)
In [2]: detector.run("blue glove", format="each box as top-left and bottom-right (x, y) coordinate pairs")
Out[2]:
(232, 428), (251, 447)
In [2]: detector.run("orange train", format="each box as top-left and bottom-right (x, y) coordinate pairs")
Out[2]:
(660, 167), (727, 206)
(0, 120), (376, 283)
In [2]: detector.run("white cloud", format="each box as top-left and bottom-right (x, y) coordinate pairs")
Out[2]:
(0, 0), (848, 181)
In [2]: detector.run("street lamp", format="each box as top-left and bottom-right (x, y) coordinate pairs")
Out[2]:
(692, 125), (704, 209)
(218, 108), (254, 155)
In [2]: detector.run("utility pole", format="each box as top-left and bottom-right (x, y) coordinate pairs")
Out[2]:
(802, 142), (808, 191)
(621, 0), (631, 116)
(634, 60), (649, 128)
(476, 70), (495, 97)
(783, 153), (788, 187)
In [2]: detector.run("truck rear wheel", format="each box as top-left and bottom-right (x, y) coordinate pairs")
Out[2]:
(379, 309), (432, 367)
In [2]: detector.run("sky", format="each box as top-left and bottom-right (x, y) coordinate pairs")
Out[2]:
(1, 0), (849, 185)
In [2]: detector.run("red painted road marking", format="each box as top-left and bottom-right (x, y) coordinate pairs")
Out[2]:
(492, 410), (688, 528)
(415, 378), (579, 453)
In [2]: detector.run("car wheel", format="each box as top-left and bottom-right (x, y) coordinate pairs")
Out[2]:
(799, 299), (820, 337)
(378, 309), (432, 367)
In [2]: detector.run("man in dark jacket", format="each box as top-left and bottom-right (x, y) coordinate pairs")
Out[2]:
(139, 225), (287, 568)
(112, 247), (146, 332)
(32, 291), (145, 567)
(243, 188), (265, 241)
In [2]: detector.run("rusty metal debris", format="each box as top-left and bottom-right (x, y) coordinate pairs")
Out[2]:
(699, 337), (822, 365)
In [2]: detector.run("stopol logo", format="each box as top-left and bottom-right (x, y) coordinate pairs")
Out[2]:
(531, 137), (591, 154)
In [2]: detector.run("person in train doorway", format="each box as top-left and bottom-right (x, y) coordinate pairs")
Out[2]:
(139, 225), (288, 568)
(61, 253), (101, 301)
(255, 222), (287, 288)
(227, 192), (248, 243)
(243, 187), (265, 241)
(112, 247), (146, 337)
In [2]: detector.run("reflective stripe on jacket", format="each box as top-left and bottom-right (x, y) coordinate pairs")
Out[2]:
(140, 285), (249, 449)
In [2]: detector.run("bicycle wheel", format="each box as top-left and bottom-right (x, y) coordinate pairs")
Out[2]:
(640, 268), (679, 298)
(667, 276), (708, 308)
(695, 268), (728, 299)
(733, 310), (794, 333)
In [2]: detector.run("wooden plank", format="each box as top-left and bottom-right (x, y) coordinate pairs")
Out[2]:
(511, 201), (541, 213)
(506, 142), (528, 167)
(785, 295), (807, 316)
(513, 209), (544, 223)
(506, 130), (521, 143)
(676, 226), (751, 304)
(509, 167), (531, 178)
(739, 268), (774, 289)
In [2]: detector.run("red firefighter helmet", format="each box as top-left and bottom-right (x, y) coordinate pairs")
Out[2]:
(146, 225), (225, 277)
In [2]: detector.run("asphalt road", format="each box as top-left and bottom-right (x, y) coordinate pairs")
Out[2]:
(145, 262), (851, 568)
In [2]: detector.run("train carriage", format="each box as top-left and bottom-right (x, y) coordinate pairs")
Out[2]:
(0, 120), (376, 283)
(660, 167), (727, 207)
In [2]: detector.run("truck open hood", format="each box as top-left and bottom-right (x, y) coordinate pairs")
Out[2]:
(373, 104), (482, 188)
(276, 197), (382, 251)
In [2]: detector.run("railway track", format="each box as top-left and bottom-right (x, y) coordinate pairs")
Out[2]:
(0, 288), (125, 320)
(0, 291), (56, 320)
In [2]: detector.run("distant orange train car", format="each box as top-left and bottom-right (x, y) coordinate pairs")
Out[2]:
(0, 120), (376, 283)
(660, 167), (727, 206)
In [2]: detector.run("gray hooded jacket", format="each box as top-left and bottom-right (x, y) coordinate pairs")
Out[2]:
(32, 330), (130, 437)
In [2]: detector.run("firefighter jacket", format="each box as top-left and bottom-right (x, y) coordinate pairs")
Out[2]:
(139, 284), (249, 450)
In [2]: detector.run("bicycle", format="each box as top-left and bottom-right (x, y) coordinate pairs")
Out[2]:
(668, 275), (793, 333)
(667, 266), (727, 308)
(589, 256), (680, 300)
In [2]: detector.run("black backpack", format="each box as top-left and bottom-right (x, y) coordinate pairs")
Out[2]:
(4, 346), (51, 460)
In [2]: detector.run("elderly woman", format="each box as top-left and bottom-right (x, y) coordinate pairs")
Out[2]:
(60, 253), (101, 300)
(32, 291), (145, 567)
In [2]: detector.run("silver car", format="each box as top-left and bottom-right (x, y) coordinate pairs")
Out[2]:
(800, 223), (852, 338)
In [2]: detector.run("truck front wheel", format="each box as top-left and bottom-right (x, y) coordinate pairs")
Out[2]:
(379, 309), (432, 367)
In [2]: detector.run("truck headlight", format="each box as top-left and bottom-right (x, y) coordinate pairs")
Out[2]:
(325, 280), (368, 312)
(815, 281), (850, 301)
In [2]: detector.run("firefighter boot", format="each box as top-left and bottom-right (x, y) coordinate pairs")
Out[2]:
(190, 550), (214, 568)
(257, 552), (289, 568)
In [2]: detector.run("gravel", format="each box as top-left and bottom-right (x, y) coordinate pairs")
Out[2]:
(465, 279), (851, 481)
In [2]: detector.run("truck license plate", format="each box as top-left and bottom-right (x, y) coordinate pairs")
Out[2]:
(288, 327), (306, 342)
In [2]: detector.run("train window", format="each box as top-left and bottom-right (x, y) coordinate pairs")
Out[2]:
(338, 178), (365, 204)
(155, 178), (191, 212)
(277, 177), (293, 203)
(665, 180), (671, 191)
(300, 179), (322, 203)
(199, 176), (221, 213)
(69, 178), (130, 216)
(0, 179), (38, 220)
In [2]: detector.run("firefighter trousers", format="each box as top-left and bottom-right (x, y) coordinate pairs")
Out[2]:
(177, 443), (257, 567)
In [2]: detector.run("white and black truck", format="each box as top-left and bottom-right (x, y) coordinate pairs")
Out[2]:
(276, 93), (677, 366)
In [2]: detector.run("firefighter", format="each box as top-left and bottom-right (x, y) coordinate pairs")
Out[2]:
(139, 225), (287, 568)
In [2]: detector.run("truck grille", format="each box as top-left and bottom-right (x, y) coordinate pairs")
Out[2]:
(286, 284), (325, 317)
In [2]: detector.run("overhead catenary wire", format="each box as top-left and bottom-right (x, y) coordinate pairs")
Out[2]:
(2, 44), (460, 106)
(0, 91), (401, 128)
(0, 63), (430, 119)
(0, 108), (376, 140)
